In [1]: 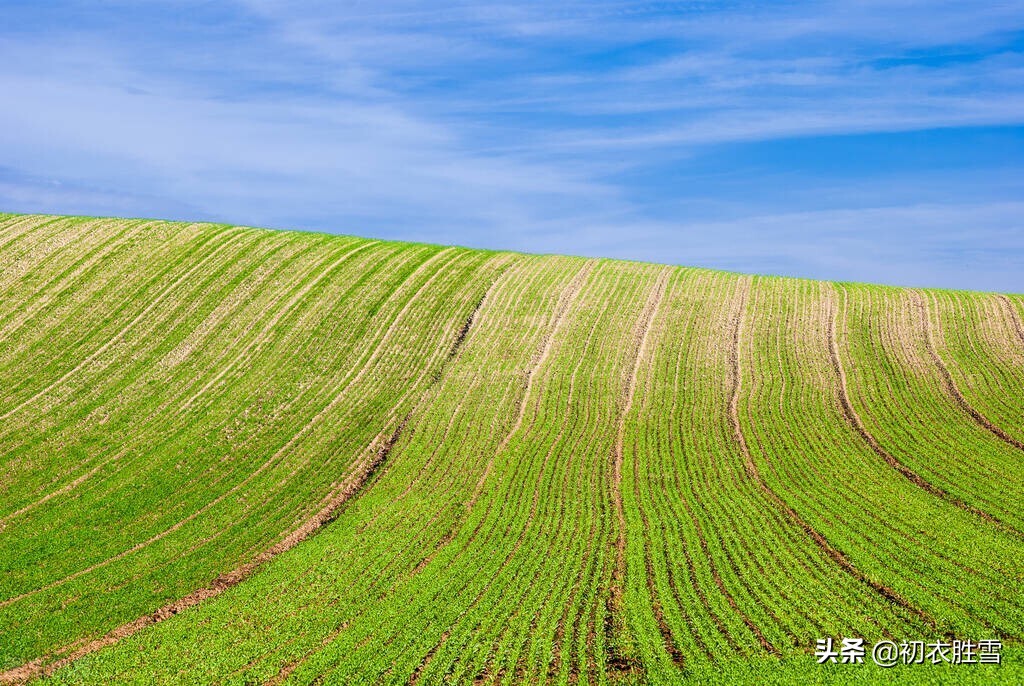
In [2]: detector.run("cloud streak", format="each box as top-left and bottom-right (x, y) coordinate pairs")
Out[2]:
(0, 0), (1022, 290)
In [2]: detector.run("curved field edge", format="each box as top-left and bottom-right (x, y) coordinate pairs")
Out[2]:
(0, 213), (1021, 684)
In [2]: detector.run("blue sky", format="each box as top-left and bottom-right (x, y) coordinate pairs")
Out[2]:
(1, 1), (1023, 291)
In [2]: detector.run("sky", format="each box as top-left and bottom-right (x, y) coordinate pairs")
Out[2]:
(1, 1), (1023, 292)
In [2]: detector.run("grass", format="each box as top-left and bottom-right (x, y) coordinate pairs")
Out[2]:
(0, 213), (1021, 684)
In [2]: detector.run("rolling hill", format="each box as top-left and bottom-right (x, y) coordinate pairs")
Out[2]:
(0, 213), (1022, 684)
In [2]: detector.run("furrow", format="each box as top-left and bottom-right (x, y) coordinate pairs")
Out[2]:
(828, 286), (1020, 536)
(0, 228), (251, 421)
(0, 246), (454, 610)
(178, 239), (377, 411)
(606, 267), (670, 675)
(0, 419), (410, 686)
(0, 451), (125, 532)
(915, 291), (1024, 453)
(997, 294), (1024, 347)
(465, 259), (595, 510)
(729, 278), (939, 633)
(1, 247), (494, 681)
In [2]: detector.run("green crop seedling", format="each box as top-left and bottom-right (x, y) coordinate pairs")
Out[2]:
(0, 214), (1021, 684)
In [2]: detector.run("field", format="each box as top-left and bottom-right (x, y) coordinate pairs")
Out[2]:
(0, 213), (1022, 684)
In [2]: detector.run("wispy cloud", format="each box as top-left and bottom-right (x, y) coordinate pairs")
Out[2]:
(0, 0), (1022, 290)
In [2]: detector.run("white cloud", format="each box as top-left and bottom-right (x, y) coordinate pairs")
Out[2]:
(1, 0), (1022, 290)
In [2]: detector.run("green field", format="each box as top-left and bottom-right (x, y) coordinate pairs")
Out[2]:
(0, 213), (1021, 684)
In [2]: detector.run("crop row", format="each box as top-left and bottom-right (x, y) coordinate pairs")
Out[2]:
(1, 214), (1022, 684)
(832, 284), (1023, 530)
(738, 278), (1024, 641)
(0, 216), (508, 669)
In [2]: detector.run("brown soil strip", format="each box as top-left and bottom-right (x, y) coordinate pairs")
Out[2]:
(266, 656), (301, 686)
(0, 417), (407, 686)
(728, 278), (938, 633)
(1, 250), (479, 683)
(915, 292), (1024, 453)
(996, 295), (1024, 348)
(260, 265), (513, 686)
(447, 296), (485, 361)
(605, 268), (670, 675)
(4, 249), (457, 605)
(828, 289), (1020, 536)
(435, 261), (513, 374)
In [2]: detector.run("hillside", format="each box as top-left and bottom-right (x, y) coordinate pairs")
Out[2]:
(0, 213), (1022, 684)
